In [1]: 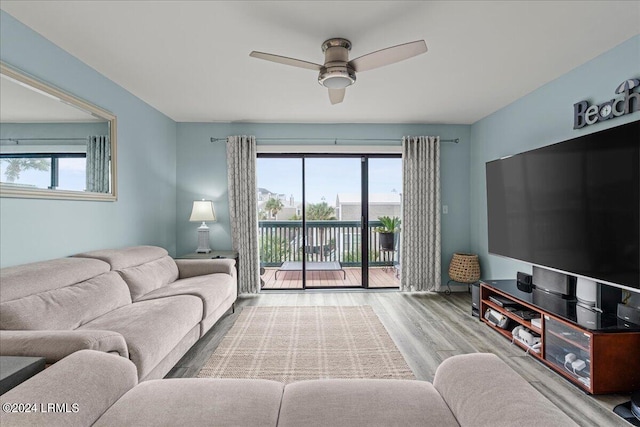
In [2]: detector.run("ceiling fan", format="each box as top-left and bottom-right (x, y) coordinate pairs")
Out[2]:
(249, 38), (428, 104)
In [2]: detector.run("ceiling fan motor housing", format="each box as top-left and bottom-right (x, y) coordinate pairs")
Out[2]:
(318, 38), (356, 89)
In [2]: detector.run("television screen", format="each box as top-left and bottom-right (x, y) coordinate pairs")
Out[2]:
(486, 120), (640, 290)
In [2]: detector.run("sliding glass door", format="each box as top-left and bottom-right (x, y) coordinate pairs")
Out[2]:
(256, 157), (303, 289)
(367, 157), (403, 288)
(257, 154), (401, 290)
(304, 157), (362, 288)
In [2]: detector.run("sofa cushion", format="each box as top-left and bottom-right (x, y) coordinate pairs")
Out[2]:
(136, 273), (236, 319)
(73, 246), (180, 301)
(78, 295), (202, 379)
(1, 271), (132, 330)
(73, 245), (169, 270)
(117, 255), (179, 301)
(278, 379), (460, 427)
(94, 379), (284, 427)
(433, 353), (578, 427)
(0, 350), (137, 427)
(0, 257), (110, 303)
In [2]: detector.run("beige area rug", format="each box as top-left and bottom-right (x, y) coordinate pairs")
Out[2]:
(198, 306), (415, 384)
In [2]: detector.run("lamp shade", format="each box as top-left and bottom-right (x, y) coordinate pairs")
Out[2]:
(189, 200), (216, 222)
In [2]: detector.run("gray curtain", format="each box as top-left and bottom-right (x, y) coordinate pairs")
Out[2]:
(227, 135), (260, 294)
(86, 135), (110, 193)
(400, 136), (441, 292)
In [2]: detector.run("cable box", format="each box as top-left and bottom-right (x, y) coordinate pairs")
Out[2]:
(489, 295), (519, 308)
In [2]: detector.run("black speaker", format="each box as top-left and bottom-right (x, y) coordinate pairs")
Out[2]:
(532, 266), (575, 296)
(533, 288), (576, 319)
(517, 271), (533, 293)
(471, 283), (480, 318)
(618, 304), (640, 326)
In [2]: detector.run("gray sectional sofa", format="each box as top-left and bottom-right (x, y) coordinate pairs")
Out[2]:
(0, 245), (579, 426)
(0, 350), (578, 427)
(0, 246), (237, 380)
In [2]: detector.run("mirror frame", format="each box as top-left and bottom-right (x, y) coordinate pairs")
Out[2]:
(0, 62), (118, 201)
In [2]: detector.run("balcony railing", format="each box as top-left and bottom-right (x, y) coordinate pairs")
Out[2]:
(258, 220), (399, 267)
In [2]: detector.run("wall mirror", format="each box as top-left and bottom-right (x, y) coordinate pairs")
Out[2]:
(0, 62), (117, 201)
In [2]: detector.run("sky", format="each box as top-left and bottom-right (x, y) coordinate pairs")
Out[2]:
(257, 157), (402, 205)
(0, 158), (86, 191)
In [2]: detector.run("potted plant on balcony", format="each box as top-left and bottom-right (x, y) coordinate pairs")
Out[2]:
(375, 216), (401, 251)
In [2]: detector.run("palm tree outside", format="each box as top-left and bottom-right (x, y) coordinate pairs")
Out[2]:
(305, 200), (336, 261)
(264, 197), (284, 220)
(305, 200), (336, 220)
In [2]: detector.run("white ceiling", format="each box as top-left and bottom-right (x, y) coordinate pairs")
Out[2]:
(2, 1), (639, 124)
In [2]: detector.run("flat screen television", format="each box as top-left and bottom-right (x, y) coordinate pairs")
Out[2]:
(486, 120), (639, 291)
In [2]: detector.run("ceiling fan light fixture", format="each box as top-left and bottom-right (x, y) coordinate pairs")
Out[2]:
(318, 66), (356, 89)
(250, 37), (427, 104)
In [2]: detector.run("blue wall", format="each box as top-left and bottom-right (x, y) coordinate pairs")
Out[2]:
(469, 35), (640, 285)
(0, 11), (178, 267)
(176, 122), (471, 287)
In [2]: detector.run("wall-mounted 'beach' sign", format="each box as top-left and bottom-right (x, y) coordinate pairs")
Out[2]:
(573, 78), (640, 129)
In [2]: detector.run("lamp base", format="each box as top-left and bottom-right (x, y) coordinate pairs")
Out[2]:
(195, 224), (211, 253)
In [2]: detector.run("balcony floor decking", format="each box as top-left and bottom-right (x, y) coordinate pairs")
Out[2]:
(261, 266), (399, 289)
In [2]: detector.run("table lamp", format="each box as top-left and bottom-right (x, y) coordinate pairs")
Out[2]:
(189, 199), (216, 253)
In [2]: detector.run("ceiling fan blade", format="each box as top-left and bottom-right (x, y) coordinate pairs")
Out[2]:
(348, 40), (427, 73)
(328, 88), (345, 105)
(249, 51), (322, 71)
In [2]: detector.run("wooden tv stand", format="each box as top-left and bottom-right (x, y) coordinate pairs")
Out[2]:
(480, 281), (640, 394)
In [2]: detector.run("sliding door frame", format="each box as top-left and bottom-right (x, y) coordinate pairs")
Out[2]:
(258, 152), (401, 290)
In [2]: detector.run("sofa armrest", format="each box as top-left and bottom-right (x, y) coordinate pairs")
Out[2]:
(0, 350), (137, 427)
(433, 353), (578, 427)
(175, 258), (236, 279)
(0, 330), (128, 364)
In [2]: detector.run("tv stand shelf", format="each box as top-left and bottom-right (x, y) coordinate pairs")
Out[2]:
(480, 281), (640, 394)
(483, 299), (542, 334)
(481, 286), (544, 360)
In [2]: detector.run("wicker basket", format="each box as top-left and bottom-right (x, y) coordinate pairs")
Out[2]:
(448, 253), (480, 283)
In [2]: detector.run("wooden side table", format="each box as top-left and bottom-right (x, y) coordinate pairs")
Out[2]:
(0, 356), (45, 395)
(176, 250), (238, 265)
(176, 250), (237, 260)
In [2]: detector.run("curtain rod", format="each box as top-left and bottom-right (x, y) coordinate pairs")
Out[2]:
(1, 137), (88, 143)
(210, 137), (459, 144)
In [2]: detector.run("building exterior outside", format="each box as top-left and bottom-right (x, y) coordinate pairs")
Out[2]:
(335, 192), (401, 221)
(257, 188), (300, 220)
